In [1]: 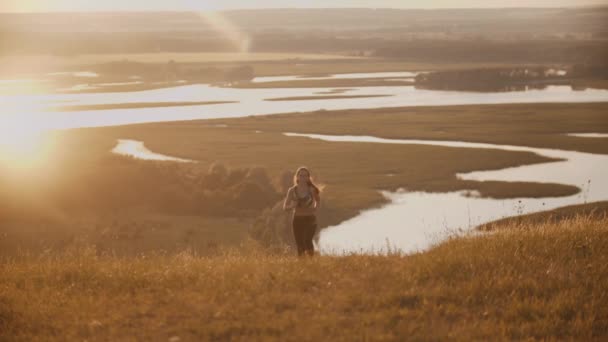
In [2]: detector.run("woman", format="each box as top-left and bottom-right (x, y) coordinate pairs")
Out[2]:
(283, 166), (321, 256)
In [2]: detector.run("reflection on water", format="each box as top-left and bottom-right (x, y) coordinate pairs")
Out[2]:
(98, 81), (143, 87)
(47, 71), (99, 78)
(0, 79), (50, 94)
(56, 81), (144, 92)
(111, 139), (193, 162)
(56, 84), (100, 92)
(567, 133), (608, 138)
(2, 83), (608, 132)
(283, 133), (608, 255)
(547, 69), (567, 77)
(0, 79), (45, 84)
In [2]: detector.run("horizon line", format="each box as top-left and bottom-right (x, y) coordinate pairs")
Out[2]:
(1, 5), (607, 14)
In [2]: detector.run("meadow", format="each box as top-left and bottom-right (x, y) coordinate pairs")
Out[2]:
(1, 215), (606, 340)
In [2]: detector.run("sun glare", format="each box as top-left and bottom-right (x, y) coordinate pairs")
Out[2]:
(0, 118), (53, 171)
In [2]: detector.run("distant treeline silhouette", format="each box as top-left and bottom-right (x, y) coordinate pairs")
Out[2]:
(415, 65), (608, 92)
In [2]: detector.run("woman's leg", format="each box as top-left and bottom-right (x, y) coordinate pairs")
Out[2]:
(304, 217), (317, 256)
(292, 217), (306, 256)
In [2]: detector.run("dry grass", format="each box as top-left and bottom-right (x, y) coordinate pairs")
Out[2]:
(480, 201), (608, 231)
(0, 215), (252, 258)
(1, 215), (607, 341)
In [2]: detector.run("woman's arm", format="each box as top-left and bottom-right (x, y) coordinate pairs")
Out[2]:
(283, 187), (296, 211)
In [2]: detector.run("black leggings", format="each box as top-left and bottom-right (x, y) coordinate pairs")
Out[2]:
(292, 215), (317, 256)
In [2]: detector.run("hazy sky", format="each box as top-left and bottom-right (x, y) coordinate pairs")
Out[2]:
(3, 0), (608, 12)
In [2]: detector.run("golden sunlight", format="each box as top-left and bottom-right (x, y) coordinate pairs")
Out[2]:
(0, 118), (53, 170)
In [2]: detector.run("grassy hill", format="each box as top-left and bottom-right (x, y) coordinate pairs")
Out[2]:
(2, 215), (606, 340)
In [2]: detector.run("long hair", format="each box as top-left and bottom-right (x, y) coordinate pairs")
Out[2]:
(293, 166), (322, 194)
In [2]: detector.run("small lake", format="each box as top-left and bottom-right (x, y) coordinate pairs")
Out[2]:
(112, 139), (193, 162)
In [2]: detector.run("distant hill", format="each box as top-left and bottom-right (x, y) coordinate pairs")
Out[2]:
(1, 8), (606, 59)
(0, 8), (606, 34)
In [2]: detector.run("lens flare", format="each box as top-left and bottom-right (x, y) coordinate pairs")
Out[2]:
(197, 11), (251, 53)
